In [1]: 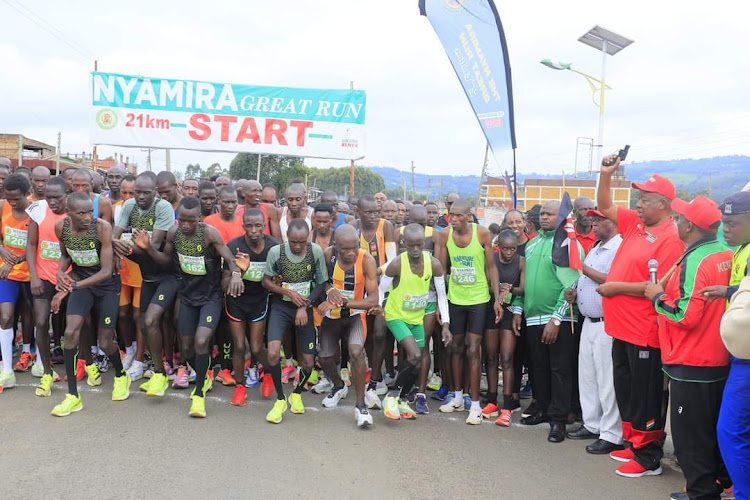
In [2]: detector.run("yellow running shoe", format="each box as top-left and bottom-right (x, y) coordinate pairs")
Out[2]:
(189, 393), (206, 418)
(51, 393), (82, 417)
(308, 369), (319, 385)
(266, 399), (287, 423)
(383, 395), (400, 420)
(139, 377), (152, 392)
(85, 364), (101, 387)
(112, 374), (131, 401)
(288, 393), (305, 414)
(36, 373), (53, 397)
(147, 373), (168, 397)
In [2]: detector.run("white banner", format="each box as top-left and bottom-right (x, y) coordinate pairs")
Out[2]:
(90, 72), (366, 160)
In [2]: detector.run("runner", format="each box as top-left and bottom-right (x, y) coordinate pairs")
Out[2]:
(311, 203), (336, 249)
(434, 199), (502, 425)
(112, 171), (178, 398)
(425, 202), (440, 229)
(261, 184), (278, 206)
(198, 181), (218, 218)
(30, 166), (49, 202)
(316, 225), (378, 426)
(380, 200), (398, 228)
(278, 181), (313, 242)
(133, 196), (244, 417)
(378, 223), (452, 420)
(261, 219), (328, 423)
(320, 191), (353, 230)
(224, 208), (277, 405)
(70, 168), (113, 223)
(26, 177), (68, 396)
(237, 180), (280, 240)
(105, 166), (126, 203)
(182, 179), (199, 198)
(156, 171), (183, 214)
(49, 192), (128, 416)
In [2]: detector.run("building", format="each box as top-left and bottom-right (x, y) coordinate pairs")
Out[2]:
(481, 175), (631, 211)
(0, 133), (55, 165)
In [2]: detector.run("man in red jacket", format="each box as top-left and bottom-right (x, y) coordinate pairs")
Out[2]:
(596, 157), (684, 478)
(645, 196), (733, 500)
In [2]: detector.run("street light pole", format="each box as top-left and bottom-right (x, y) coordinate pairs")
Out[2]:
(597, 40), (607, 175)
(256, 154), (262, 182)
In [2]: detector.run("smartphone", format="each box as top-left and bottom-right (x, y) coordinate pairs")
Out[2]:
(603, 145), (630, 166)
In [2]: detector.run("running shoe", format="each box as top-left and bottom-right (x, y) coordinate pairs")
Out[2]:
(479, 375), (488, 392)
(439, 397), (465, 413)
(307, 369), (320, 386)
(164, 361), (176, 380)
(507, 398), (522, 413)
(427, 375), (442, 392)
(260, 373), (275, 398)
(281, 365), (296, 384)
(173, 366), (190, 389)
(356, 405), (373, 427)
(122, 349), (135, 371)
(31, 362), (44, 377)
(75, 359), (86, 382)
(522, 401), (538, 419)
(463, 395), (472, 410)
(383, 372), (396, 386)
(187, 365), (197, 383)
(36, 374), (53, 397)
(85, 364), (101, 387)
(189, 393), (207, 418)
(615, 460), (662, 478)
(51, 346), (64, 365)
(231, 385), (247, 407)
(466, 407), (482, 425)
(311, 377), (334, 395)
(482, 403), (500, 419)
(203, 370), (214, 393)
(216, 368), (236, 386)
(415, 393), (429, 414)
(375, 380), (388, 396)
(127, 361), (144, 382)
(520, 375), (532, 399)
(112, 374), (131, 401)
(406, 388), (417, 404)
(52, 370), (61, 382)
(431, 384), (450, 401)
(398, 400), (417, 420)
(0, 371), (16, 390)
(143, 363), (154, 379)
(244, 366), (260, 388)
(13, 351), (32, 372)
(383, 395), (400, 420)
(610, 448), (635, 463)
(266, 399), (287, 424)
(288, 393), (305, 414)
(495, 409), (512, 427)
(721, 487), (735, 499)
(94, 353), (110, 373)
(147, 372), (169, 397)
(51, 393), (82, 417)
(365, 388), (382, 410)
(340, 367), (351, 387)
(322, 385), (348, 408)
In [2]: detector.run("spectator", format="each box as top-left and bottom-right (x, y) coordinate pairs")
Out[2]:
(525, 205), (541, 240)
(573, 197), (596, 254)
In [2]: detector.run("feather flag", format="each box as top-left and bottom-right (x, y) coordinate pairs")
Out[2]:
(552, 192), (583, 271)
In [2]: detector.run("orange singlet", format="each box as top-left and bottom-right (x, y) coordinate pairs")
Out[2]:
(204, 213), (244, 244)
(1, 201), (30, 282)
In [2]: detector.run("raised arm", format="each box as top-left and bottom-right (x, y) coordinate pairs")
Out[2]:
(596, 155), (620, 223)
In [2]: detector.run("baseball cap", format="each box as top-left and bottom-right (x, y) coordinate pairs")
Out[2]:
(586, 209), (606, 218)
(671, 196), (721, 231)
(719, 191), (750, 216)
(632, 174), (676, 201)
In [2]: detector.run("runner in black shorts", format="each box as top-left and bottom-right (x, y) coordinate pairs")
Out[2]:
(261, 219), (328, 424)
(224, 208), (277, 406)
(50, 193), (129, 417)
(112, 171), (178, 398)
(134, 196), (244, 418)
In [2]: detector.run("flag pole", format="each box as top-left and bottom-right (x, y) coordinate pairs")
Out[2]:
(512, 148), (517, 208)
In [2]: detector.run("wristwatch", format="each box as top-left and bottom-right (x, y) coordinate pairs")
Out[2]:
(552, 318), (561, 327)
(341, 299), (349, 310)
(232, 271), (242, 278)
(71, 280), (78, 291)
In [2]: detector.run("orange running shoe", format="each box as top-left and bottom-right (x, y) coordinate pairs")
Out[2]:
(217, 369), (236, 386)
(610, 447), (635, 463)
(260, 372), (274, 398)
(13, 352), (32, 372)
(281, 365), (296, 384)
(481, 403), (499, 419)
(495, 409), (512, 427)
(75, 359), (86, 382)
(230, 385), (247, 406)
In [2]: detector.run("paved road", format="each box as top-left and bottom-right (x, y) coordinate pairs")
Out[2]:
(1, 371), (683, 500)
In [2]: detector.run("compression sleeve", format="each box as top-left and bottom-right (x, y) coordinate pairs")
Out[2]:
(434, 275), (450, 325)
(384, 242), (397, 265)
(378, 274), (394, 307)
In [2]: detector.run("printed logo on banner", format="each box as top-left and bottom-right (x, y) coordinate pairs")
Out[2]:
(444, 0), (465, 11)
(96, 109), (118, 130)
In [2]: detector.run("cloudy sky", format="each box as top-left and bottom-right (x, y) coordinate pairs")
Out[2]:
(1, 0), (748, 180)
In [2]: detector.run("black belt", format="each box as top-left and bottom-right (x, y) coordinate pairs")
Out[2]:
(588, 317), (603, 323)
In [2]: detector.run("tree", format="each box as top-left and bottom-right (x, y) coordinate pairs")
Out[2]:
(185, 163), (204, 180)
(207, 163), (228, 178)
(309, 166), (385, 197)
(229, 153), (310, 191)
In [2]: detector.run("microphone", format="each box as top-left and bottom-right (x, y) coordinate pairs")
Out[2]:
(648, 259), (659, 284)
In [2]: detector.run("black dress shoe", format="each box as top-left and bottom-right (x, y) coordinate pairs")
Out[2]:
(586, 439), (624, 455)
(521, 410), (548, 426)
(566, 426), (599, 440)
(548, 422), (565, 443)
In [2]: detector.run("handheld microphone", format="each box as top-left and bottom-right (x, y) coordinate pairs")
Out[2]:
(648, 259), (659, 284)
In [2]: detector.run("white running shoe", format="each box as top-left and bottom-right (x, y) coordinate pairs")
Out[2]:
(365, 388), (382, 410)
(31, 363), (44, 378)
(439, 397), (465, 413)
(383, 372), (396, 386)
(375, 380), (388, 396)
(466, 407), (482, 425)
(122, 350), (135, 370)
(127, 360), (144, 382)
(356, 406), (373, 427)
(479, 375), (488, 392)
(311, 377), (334, 395)
(322, 385), (349, 408)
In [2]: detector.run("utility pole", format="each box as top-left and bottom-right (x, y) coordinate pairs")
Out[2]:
(56, 132), (61, 176)
(349, 81), (355, 197)
(477, 143), (489, 207)
(165, 149), (171, 172)
(256, 154), (262, 182)
(427, 178), (432, 202)
(403, 180), (406, 201)
(440, 179), (444, 202)
(411, 161), (416, 201)
(147, 149), (152, 171)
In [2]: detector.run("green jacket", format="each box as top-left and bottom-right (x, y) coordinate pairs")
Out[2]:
(512, 229), (582, 326)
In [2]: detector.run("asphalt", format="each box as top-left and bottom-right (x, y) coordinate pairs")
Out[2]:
(1, 371), (684, 500)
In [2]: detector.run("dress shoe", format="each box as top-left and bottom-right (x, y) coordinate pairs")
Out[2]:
(566, 425), (599, 440)
(548, 422), (565, 443)
(586, 439), (625, 455)
(521, 410), (548, 425)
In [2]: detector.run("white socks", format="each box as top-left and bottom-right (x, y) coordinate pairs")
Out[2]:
(22, 343), (31, 353)
(471, 400), (481, 411)
(0, 328), (14, 374)
(454, 390), (463, 402)
(125, 343), (136, 356)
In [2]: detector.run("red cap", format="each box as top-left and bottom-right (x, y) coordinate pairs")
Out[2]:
(632, 175), (676, 200)
(586, 209), (606, 218)
(671, 196), (722, 231)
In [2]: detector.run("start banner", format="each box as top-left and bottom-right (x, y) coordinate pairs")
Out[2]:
(90, 72), (366, 160)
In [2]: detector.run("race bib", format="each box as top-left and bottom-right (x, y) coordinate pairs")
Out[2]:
(403, 292), (429, 311)
(68, 248), (100, 267)
(120, 232), (133, 242)
(4, 227), (27, 250)
(337, 289), (355, 300)
(40, 240), (61, 261)
(282, 280), (311, 301)
(242, 261), (266, 282)
(451, 267), (476, 285)
(178, 254), (206, 275)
